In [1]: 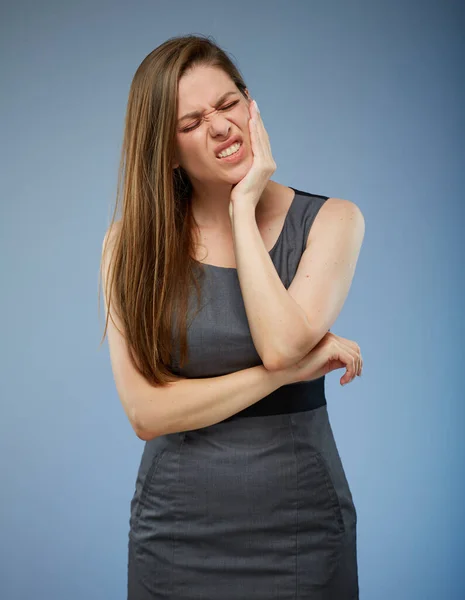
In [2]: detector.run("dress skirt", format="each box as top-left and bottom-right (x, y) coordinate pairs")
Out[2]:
(127, 404), (359, 599)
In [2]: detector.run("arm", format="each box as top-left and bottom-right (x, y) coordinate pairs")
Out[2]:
(105, 278), (292, 439)
(231, 198), (365, 371)
(135, 327), (366, 439)
(101, 226), (293, 441)
(136, 365), (291, 440)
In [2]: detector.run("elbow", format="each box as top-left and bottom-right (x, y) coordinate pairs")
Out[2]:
(264, 326), (326, 372)
(134, 425), (154, 441)
(129, 404), (159, 442)
(134, 421), (160, 441)
(263, 355), (284, 372)
(133, 407), (163, 440)
(132, 403), (174, 441)
(127, 378), (185, 441)
(263, 346), (305, 372)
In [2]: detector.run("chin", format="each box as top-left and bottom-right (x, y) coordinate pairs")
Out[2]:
(226, 157), (253, 185)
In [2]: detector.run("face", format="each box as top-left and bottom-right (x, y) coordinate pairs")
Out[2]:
(174, 65), (253, 186)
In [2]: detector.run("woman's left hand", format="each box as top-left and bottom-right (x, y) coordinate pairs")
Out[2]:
(229, 100), (277, 216)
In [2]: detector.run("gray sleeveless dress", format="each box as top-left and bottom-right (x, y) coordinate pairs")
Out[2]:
(127, 187), (359, 599)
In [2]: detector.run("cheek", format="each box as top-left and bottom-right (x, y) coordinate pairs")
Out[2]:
(178, 136), (212, 172)
(177, 136), (201, 161)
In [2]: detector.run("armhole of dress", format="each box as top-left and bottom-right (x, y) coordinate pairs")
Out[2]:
(293, 189), (330, 252)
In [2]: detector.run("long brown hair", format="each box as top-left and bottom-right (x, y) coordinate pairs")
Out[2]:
(98, 34), (248, 386)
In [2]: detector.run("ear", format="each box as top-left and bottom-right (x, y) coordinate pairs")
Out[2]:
(244, 88), (253, 104)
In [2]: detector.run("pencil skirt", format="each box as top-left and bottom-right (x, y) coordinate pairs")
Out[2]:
(127, 405), (359, 599)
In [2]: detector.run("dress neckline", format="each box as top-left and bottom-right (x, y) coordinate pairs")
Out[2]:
(194, 187), (297, 272)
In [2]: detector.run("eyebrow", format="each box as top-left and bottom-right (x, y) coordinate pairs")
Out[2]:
(178, 91), (239, 123)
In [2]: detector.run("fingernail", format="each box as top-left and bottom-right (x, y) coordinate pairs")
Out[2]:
(254, 100), (260, 113)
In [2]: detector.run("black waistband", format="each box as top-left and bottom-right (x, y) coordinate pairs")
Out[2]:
(220, 376), (326, 423)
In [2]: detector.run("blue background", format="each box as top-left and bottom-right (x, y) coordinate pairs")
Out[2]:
(1, 1), (464, 598)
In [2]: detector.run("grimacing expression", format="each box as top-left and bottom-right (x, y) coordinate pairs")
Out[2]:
(174, 65), (253, 185)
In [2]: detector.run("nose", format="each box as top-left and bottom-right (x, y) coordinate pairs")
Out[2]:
(205, 109), (230, 136)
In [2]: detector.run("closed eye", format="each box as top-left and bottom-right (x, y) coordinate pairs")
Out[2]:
(219, 100), (239, 112)
(182, 101), (240, 132)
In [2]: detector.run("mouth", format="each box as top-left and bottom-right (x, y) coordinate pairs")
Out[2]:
(215, 141), (245, 164)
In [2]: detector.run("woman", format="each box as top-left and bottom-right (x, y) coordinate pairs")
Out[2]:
(100, 34), (365, 600)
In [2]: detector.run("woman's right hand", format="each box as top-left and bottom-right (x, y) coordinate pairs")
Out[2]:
(285, 332), (363, 386)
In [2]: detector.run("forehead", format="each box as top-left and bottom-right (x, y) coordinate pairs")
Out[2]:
(177, 65), (236, 111)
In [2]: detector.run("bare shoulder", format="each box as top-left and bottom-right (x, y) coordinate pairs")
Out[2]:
(319, 197), (363, 217)
(265, 180), (295, 215)
(102, 219), (122, 256)
(101, 219), (123, 321)
(307, 197), (365, 247)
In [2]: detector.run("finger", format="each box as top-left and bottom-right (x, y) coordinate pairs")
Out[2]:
(335, 338), (362, 379)
(252, 101), (272, 149)
(341, 352), (356, 386)
(250, 114), (267, 158)
(349, 354), (356, 382)
(355, 350), (363, 377)
(249, 115), (264, 156)
(254, 112), (269, 144)
(353, 352), (360, 381)
(330, 340), (350, 386)
(351, 353), (359, 381)
(348, 351), (359, 383)
(254, 101), (269, 136)
(253, 100), (261, 123)
(330, 338), (358, 385)
(248, 116), (260, 157)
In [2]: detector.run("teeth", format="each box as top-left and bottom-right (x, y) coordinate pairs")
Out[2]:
(217, 142), (241, 158)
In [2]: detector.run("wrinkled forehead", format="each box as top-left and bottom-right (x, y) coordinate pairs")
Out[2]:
(177, 65), (237, 114)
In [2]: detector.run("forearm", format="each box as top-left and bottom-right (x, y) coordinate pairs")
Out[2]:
(137, 364), (293, 440)
(231, 203), (311, 369)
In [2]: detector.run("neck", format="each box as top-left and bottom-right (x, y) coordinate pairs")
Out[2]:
(190, 179), (276, 229)
(190, 181), (232, 229)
